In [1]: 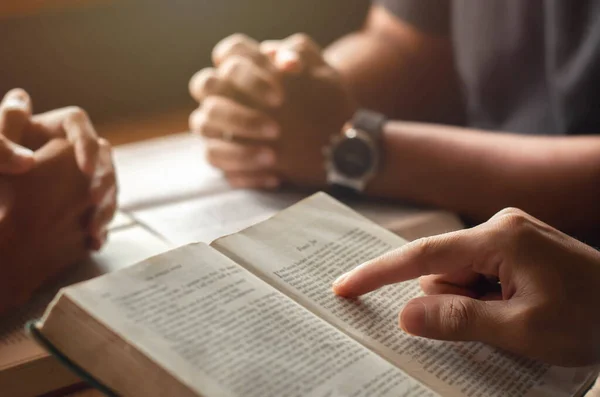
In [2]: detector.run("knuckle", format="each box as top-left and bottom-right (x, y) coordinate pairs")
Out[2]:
(496, 211), (533, 238)
(201, 97), (221, 119)
(65, 106), (90, 123)
(220, 56), (248, 78)
(290, 32), (311, 47)
(200, 74), (220, 94)
(493, 207), (526, 219)
(226, 33), (251, 48)
(98, 138), (113, 155)
(6, 88), (29, 101)
(190, 68), (218, 96)
(213, 34), (244, 61)
(410, 236), (437, 260)
(441, 297), (472, 335)
(188, 109), (201, 130)
(190, 113), (210, 135)
(228, 37), (252, 55)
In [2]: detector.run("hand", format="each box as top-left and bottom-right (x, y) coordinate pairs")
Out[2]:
(0, 89), (117, 249)
(0, 140), (93, 314)
(189, 33), (356, 189)
(333, 208), (600, 367)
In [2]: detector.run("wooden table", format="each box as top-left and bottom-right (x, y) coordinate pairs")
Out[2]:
(97, 107), (192, 146)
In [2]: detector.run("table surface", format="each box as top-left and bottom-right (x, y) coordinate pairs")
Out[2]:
(97, 108), (191, 146)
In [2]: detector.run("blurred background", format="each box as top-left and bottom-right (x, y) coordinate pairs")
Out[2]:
(0, 0), (369, 143)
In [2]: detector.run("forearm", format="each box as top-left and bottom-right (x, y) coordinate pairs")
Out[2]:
(369, 121), (600, 236)
(324, 6), (464, 124)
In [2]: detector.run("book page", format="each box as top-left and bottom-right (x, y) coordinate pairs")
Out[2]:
(212, 193), (597, 397)
(114, 133), (228, 211)
(63, 243), (435, 397)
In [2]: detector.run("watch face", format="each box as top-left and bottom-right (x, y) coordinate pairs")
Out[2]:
(332, 137), (375, 178)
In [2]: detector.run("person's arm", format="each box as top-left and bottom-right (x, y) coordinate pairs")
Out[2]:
(369, 122), (600, 237)
(324, 5), (464, 124)
(189, 30), (600, 238)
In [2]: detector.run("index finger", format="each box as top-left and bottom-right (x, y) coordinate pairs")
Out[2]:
(332, 226), (493, 298)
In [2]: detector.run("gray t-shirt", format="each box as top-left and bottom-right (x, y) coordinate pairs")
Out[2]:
(377, 0), (600, 135)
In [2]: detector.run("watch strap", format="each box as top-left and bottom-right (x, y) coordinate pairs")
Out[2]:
(328, 183), (361, 200)
(351, 109), (386, 141)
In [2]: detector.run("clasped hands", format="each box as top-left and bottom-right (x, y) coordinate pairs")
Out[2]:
(0, 89), (117, 313)
(189, 33), (356, 189)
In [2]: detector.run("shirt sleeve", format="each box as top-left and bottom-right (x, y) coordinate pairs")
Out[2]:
(374, 0), (452, 36)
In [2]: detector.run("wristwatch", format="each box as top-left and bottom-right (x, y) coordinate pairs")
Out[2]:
(324, 109), (386, 195)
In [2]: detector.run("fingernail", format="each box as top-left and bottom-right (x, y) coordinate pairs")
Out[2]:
(257, 151), (275, 166)
(400, 301), (427, 336)
(262, 123), (279, 138)
(333, 272), (350, 287)
(3, 97), (27, 111)
(264, 177), (280, 189)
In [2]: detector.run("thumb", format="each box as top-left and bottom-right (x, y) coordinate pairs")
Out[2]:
(0, 88), (33, 142)
(0, 137), (35, 174)
(400, 295), (511, 346)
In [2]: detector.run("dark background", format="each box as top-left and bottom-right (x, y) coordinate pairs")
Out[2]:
(0, 0), (369, 124)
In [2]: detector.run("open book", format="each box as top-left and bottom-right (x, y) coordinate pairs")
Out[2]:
(31, 193), (598, 397)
